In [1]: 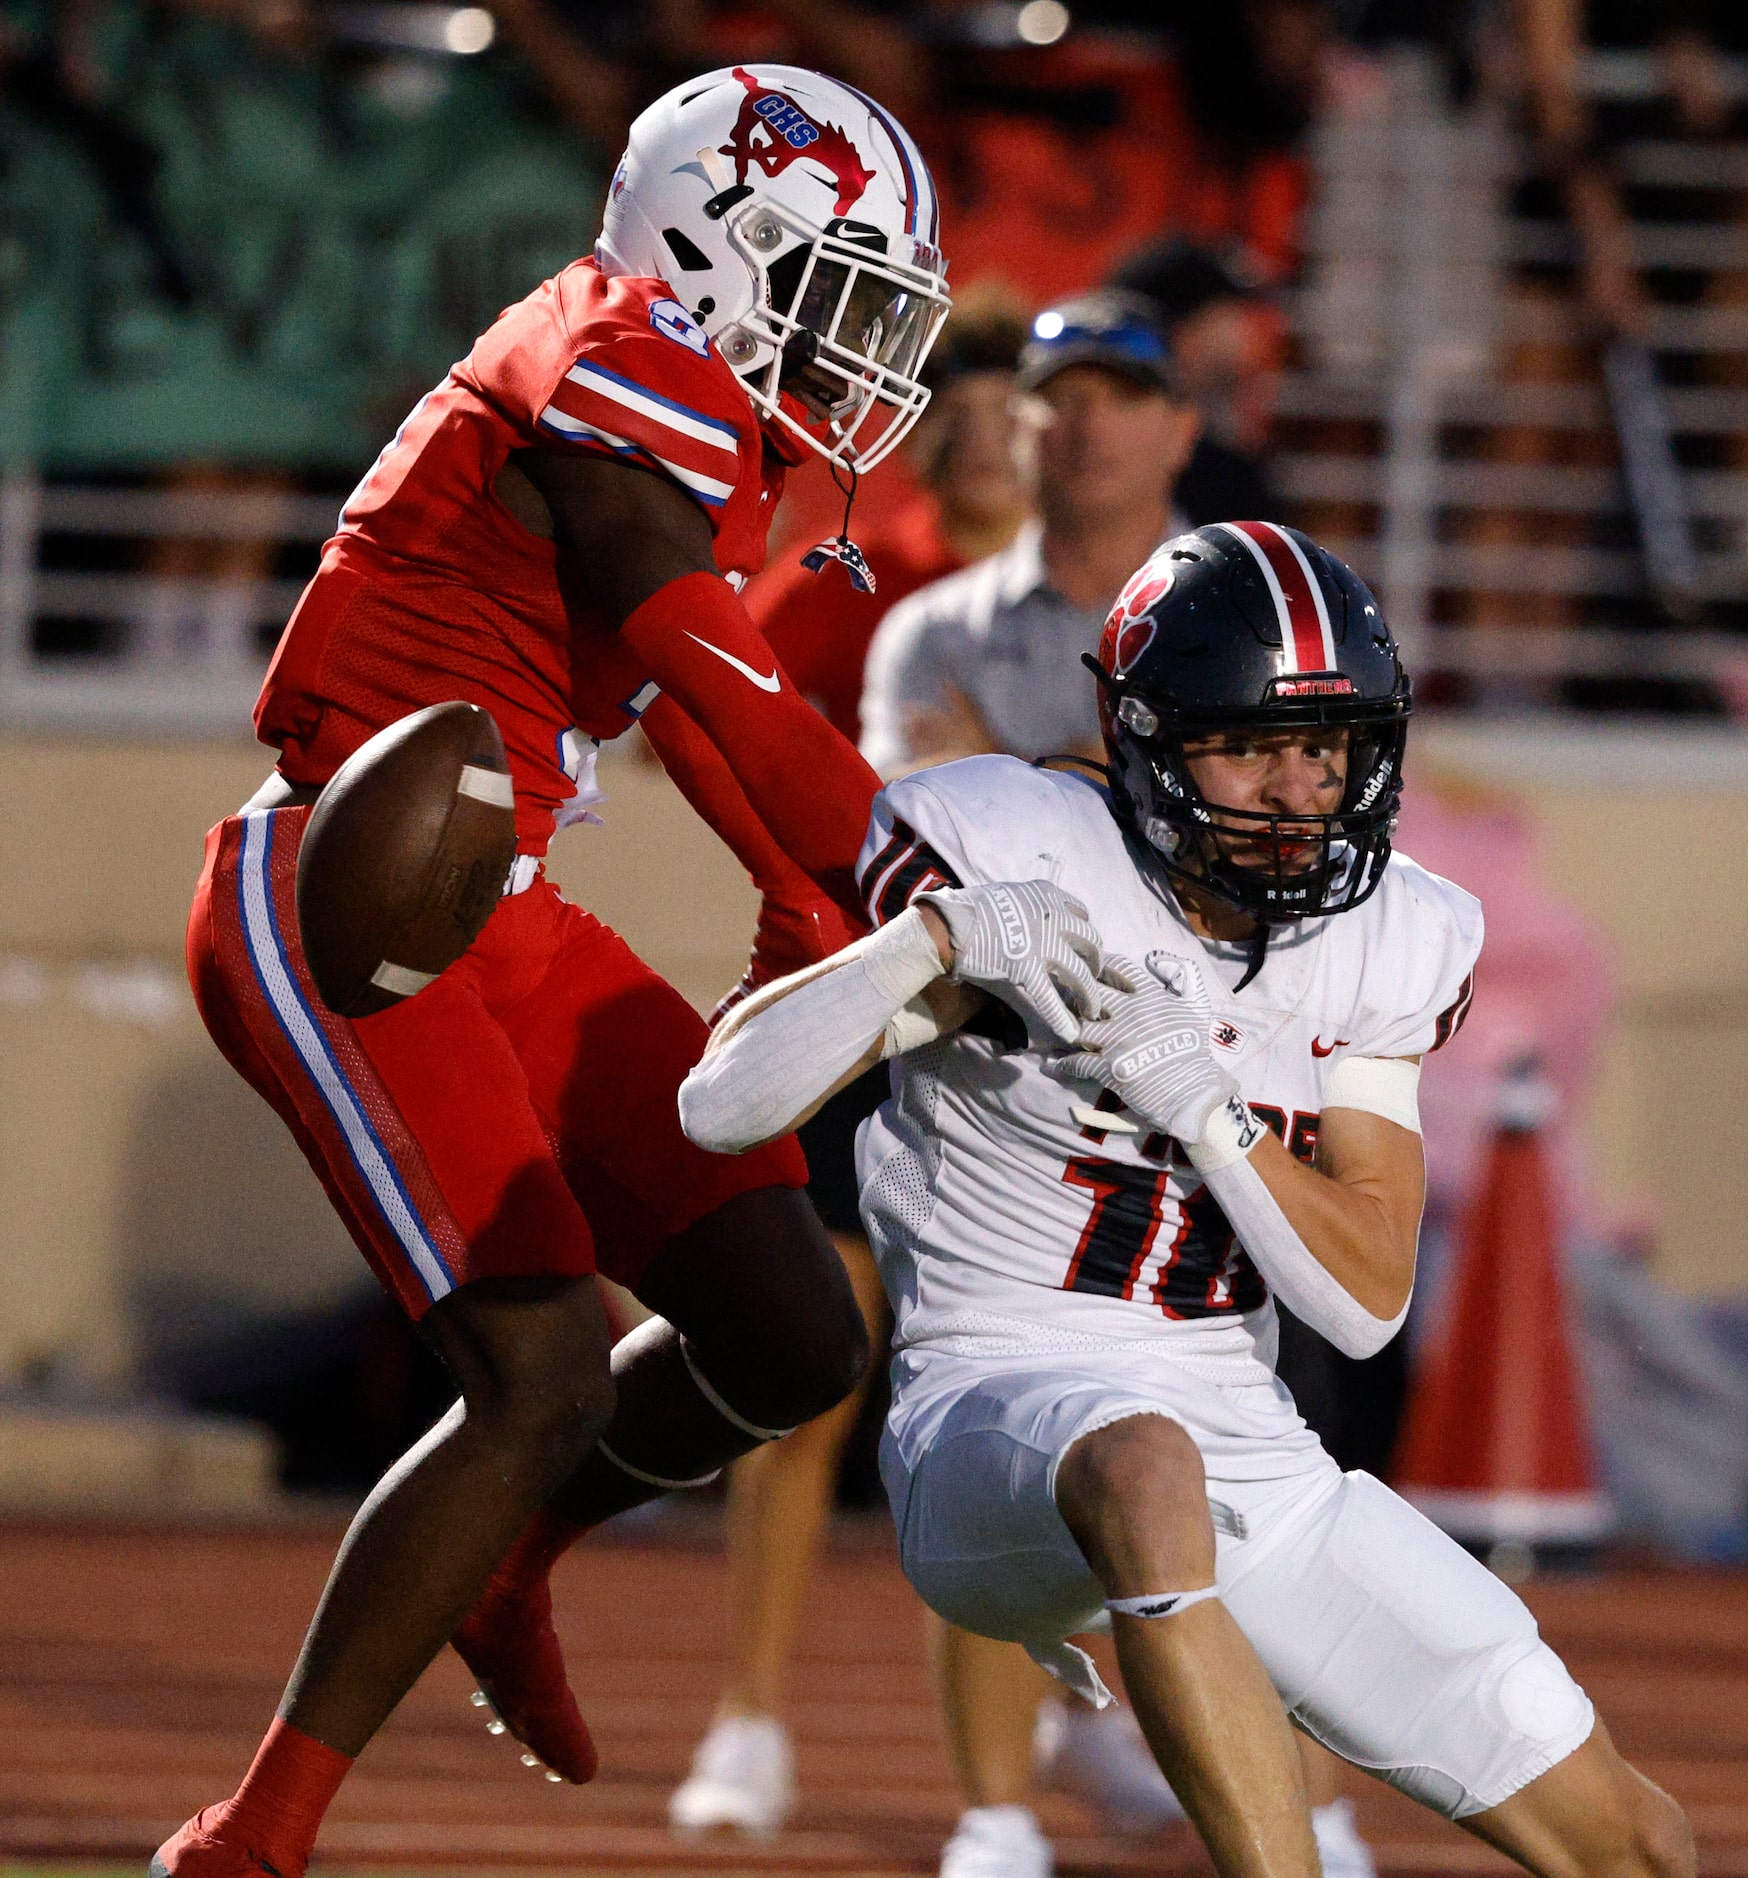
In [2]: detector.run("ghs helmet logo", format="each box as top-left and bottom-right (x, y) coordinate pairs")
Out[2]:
(720, 67), (876, 215)
(1102, 563), (1175, 675)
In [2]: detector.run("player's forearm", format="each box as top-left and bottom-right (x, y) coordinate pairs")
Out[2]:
(622, 573), (882, 913)
(640, 692), (815, 896)
(640, 695), (867, 1014)
(679, 908), (954, 1153)
(1184, 1100), (1419, 1359)
(1244, 1129), (1418, 1318)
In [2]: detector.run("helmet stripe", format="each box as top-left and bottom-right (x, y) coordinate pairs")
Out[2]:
(1216, 521), (1337, 673)
(836, 78), (929, 239)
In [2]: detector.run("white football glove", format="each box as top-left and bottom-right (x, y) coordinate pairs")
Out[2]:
(918, 879), (1102, 1047)
(1045, 950), (1237, 1144)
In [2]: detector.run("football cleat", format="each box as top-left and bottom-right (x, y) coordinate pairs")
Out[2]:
(452, 1577), (598, 1784)
(1033, 1695), (1187, 1835)
(668, 1714), (796, 1838)
(148, 1807), (295, 1878)
(937, 1804), (1052, 1878)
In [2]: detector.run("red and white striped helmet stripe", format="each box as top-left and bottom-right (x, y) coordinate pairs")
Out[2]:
(1215, 521), (1338, 674)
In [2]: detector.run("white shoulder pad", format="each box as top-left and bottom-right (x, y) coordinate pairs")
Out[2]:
(1342, 852), (1484, 1060)
(855, 756), (1075, 926)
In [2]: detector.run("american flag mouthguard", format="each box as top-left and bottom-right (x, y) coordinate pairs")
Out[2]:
(801, 534), (876, 594)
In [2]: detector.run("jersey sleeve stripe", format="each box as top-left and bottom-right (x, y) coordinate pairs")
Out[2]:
(544, 376), (740, 485)
(866, 825), (962, 925)
(857, 825), (912, 922)
(874, 850), (926, 923)
(877, 851), (949, 924)
(536, 408), (733, 507)
(1429, 970), (1476, 1051)
(562, 361), (742, 454)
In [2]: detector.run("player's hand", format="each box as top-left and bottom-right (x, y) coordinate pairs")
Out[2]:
(1045, 950), (1236, 1143)
(918, 880), (1102, 1048)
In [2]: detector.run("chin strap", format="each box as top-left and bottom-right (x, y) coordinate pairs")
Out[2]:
(802, 461), (875, 593)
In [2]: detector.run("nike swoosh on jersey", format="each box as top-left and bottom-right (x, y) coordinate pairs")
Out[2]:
(683, 631), (780, 692)
(1311, 1036), (1350, 1057)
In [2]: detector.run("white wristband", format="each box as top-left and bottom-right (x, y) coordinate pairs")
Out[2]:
(885, 993), (948, 1056)
(1325, 1056), (1421, 1134)
(1185, 1094), (1269, 1173)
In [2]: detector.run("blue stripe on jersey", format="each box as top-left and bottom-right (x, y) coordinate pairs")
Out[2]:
(566, 358), (741, 444)
(538, 418), (729, 507)
(236, 811), (456, 1304)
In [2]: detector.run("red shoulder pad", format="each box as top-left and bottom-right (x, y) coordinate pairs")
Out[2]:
(538, 274), (755, 525)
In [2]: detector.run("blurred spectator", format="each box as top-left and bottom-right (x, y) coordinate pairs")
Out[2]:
(486, 0), (636, 151)
(0, 0), (192, 306)
(1518, 0), (1652, 342)
(859, 289), (1197, 776)
(745, 299), (1030, 745)
(1110, 236), (1284, 523)
(667, 2), (1318, 304)
(1459, 0), (1748, 647)
(0, 0), (606, 472)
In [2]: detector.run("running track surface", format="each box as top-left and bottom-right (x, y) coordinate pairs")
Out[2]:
(2, 1520), (1744, 1878)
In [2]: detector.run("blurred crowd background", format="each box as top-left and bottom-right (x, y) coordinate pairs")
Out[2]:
(3, 0), (1748, 1576)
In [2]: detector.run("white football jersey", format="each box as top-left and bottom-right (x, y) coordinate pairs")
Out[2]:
(853, 756), (1482, 1371)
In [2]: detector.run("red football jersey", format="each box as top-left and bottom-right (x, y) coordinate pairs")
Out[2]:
(257, 261), (786, 854)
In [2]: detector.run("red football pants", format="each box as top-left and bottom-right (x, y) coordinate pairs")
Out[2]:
(187, 805), (806, 1319)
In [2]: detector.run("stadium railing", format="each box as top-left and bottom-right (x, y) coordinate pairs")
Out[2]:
(4, 50), (1747, 730)
(1282, 47), (1748, 707)
(0, 474), (338, 736)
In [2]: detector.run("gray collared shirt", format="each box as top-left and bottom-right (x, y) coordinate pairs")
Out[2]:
(859, 521), (1110, 778)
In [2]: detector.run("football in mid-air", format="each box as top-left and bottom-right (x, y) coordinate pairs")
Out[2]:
(296, 701), (517, 1018)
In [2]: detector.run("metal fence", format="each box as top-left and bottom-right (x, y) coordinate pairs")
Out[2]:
(4, 49), (1748, 733)
(1286, 48), (1748, 704)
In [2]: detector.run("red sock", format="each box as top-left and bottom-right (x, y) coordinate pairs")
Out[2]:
(226, 1719), (352, 1871)
(480, 1506), (586, 1601)
(155, 1718), (352, 1878)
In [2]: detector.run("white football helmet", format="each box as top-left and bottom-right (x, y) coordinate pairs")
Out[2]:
(596, 64), (951, 474)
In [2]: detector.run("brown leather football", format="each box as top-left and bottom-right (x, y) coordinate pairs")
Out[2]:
(295, 701), (518, 1017)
